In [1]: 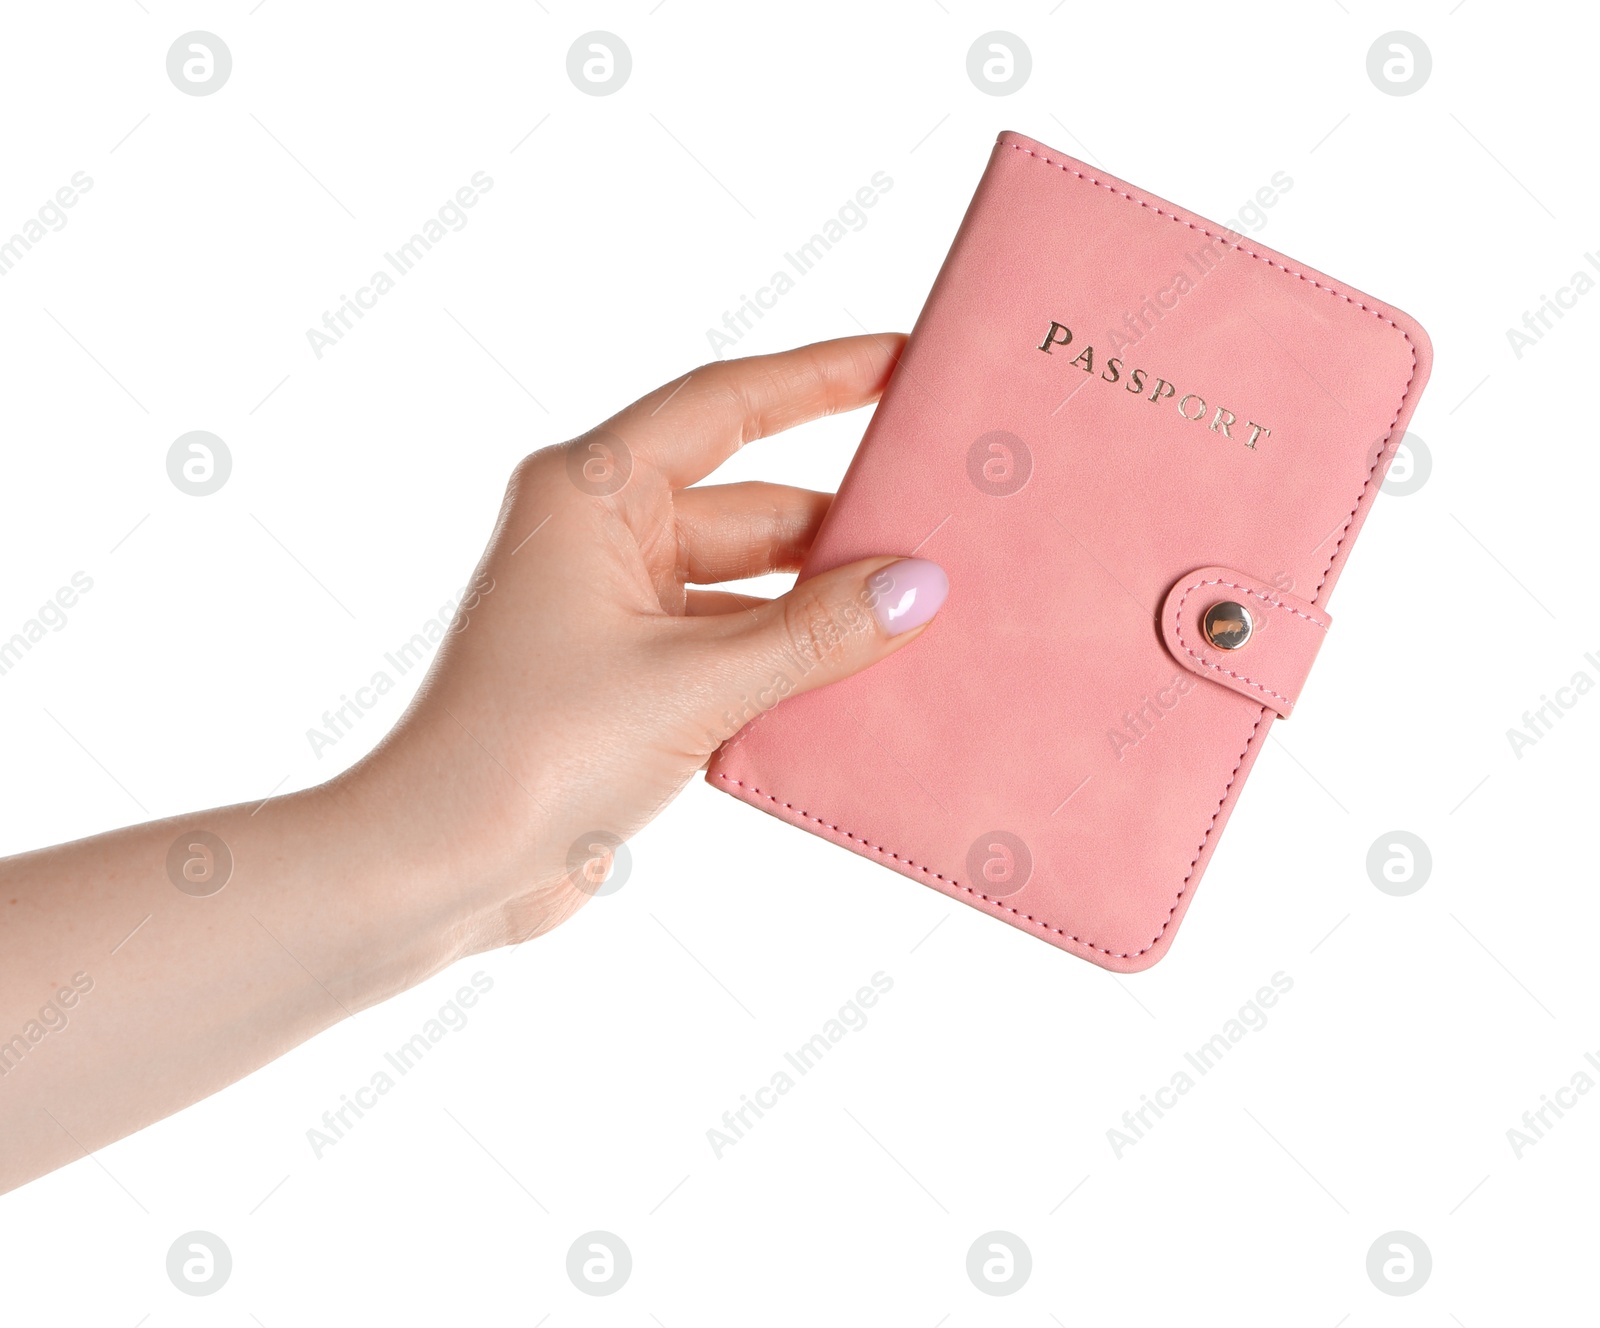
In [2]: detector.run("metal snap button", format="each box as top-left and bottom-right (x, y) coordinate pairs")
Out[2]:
(1203, 600), (1253, 650)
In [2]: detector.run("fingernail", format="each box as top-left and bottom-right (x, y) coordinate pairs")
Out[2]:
(868, 558), (949, 636)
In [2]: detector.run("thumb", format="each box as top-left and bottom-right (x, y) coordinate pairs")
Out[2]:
(703, 556), (949, 740)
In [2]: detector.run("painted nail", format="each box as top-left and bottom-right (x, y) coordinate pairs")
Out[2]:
(868, 558), (949, 636)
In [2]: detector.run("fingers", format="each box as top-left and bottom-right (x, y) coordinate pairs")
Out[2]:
(610, 334), (905, 488)
(685, 555), (950, 742)
(672, 482), (832, 585)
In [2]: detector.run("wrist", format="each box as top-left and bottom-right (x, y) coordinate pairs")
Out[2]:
(322, 729), (564, 999)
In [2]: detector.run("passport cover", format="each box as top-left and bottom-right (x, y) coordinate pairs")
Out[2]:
(707, 130), (1432, 971)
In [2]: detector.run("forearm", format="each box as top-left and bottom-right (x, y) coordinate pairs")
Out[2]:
(0, 771), (467, 1193)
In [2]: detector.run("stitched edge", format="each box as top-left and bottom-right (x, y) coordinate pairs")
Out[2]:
(720, 142), (1420, 962)
(1171, 577), (1328, 710)
(1004, 142), (1419, 608)
(717, 770), (1260, 961)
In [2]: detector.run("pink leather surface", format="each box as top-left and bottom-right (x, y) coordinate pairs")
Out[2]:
(708, 130), (1432, 971)
(1159, 567), (1330, 718)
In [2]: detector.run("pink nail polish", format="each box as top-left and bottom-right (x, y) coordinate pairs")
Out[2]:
(868, 558), (949, 636)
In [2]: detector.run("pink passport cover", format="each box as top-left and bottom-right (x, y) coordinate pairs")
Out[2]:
(707, 130), (1432, 971)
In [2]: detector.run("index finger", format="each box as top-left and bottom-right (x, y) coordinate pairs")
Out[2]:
(604, 333), (905, 488)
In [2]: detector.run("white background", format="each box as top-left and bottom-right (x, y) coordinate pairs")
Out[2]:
(0, 1), (1593, 1322)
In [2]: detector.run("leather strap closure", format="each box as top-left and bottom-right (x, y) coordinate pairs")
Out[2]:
(1159, 567), (1331, 718)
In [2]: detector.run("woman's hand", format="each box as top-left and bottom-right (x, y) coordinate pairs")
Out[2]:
(351, 332), (948, 970)
(0, 334), (948, 1192)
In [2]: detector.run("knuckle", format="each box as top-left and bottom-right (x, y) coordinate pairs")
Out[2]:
(508, 444), (560, 494)
(692, 358), (766, 442)
(691, 359), (740, 407)
(780, 588), (855, 671)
